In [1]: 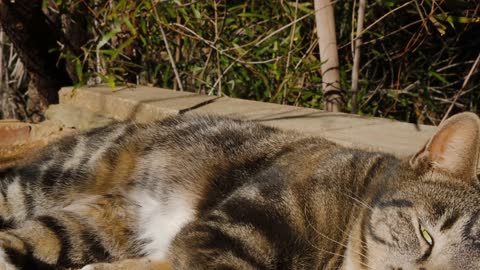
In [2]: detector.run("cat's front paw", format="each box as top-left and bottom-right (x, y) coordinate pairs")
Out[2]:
(81, 259), (171, 270)
(0, 262), (17, 270)
(0, 250), (17, 270)
(0, 232), (28, 270)
(81, 263), (113, 270)
(0, 233), (27, 270)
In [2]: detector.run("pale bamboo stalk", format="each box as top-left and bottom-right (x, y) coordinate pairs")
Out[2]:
(351, 0), (366, 114)
(314, 0), (343, 112)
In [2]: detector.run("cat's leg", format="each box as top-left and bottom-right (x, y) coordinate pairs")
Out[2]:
(80, 258), (171, 270)
(0, 194), (140, 270)
(166, 211), (276, 270)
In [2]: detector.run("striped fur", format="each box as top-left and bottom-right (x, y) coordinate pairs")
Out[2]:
(0, 113), (478, 270)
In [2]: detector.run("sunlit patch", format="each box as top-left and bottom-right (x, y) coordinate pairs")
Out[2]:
(420, 224), (434, 246)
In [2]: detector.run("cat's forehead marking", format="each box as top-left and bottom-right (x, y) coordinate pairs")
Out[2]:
(464, 211), (480, 248)
(439, 210), (461, 232)
(375, 199), (413, 209)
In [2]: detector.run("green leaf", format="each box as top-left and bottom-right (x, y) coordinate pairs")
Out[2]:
(435, 14), (480, 25)
(99, 49), (118, 56)
(428, 71), (449, 84)
(75, 60), (83, 82)
(123, 17), (137, 35)
(42, 0), (49, 10)
(238, 13), (269, 19)
(97, 30), (119, 49)
(107, 75), (116, 89)
(112, 36), (136, 60)
(192, 6), (202, 19)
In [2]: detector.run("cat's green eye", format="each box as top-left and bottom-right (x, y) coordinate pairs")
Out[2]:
(419, 224), (434, 246)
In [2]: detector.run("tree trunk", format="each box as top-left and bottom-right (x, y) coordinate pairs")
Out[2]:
(0, 0), (72, 120)
(314, 0), (343, 112)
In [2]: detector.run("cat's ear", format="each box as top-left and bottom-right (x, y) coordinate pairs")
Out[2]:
(410, 112), (480, 181)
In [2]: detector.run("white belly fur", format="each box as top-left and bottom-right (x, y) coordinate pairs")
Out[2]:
(130, 190), (195, 260)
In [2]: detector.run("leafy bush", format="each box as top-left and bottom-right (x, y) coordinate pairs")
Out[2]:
(46, 0), (480, 124)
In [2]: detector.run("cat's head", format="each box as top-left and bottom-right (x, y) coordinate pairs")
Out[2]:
(347, 112), (480, 270)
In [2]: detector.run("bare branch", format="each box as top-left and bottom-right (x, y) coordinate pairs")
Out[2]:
(441, 52), (480, 123)
(151, 0), (184, 92)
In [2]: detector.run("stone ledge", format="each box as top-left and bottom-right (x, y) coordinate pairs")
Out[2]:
(58, 85), (437, 157)
(0, 120), (31, 146)
(0, 120), (74, 169)
(59, 86), (218, 122)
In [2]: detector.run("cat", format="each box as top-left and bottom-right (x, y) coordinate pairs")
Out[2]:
(0, 111), (478, 270)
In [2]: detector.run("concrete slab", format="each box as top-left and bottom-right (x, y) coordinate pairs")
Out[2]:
(0, 120), (31, 146)
(189, 97), (389, 131)
(188, 97), (435, 155)
(0, 120), (74, 169)
(46, 104), (114, 129)
(321, 121), (436, 156)
(60, 86), (217, 122)
(58, 86), (438, 157)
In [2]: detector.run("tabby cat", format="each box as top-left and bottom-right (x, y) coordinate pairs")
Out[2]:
(0, 111), (478, 270)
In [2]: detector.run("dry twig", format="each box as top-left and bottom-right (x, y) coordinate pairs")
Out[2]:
(441, 52), (480, 123)
(151, 0), (184, 91)
(284, 0), (299, 104)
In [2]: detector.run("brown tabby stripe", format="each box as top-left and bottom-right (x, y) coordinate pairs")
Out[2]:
(440, 211), (461, 232)
(0, 212), (116, 269)
(464, 211), (480, 248)
(359, 211), (369, 267)
(366, 199), (412, 247)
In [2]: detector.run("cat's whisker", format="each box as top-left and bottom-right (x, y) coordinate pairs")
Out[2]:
(306, 220), (371, 263)
(332, 223), (370, 249)
(327, 208), (385, 265)
(304, 236), (374, 270)
(302, 204), (372, 264)
(337, 190), (374, 212)
(345, 190), (375, 210)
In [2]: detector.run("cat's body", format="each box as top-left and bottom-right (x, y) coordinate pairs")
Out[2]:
(0, 113), (478, 270)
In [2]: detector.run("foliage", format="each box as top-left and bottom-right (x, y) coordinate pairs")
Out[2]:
(337, 0), (480, 124)
(0, 30), (28, 119)
(45, 0), (479, 124)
